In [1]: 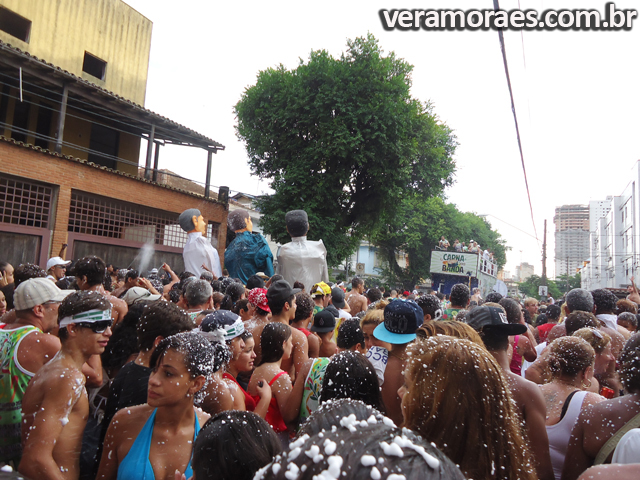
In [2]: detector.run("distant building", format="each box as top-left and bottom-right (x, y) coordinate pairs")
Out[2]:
(515, 262), (534, 282)
(0, 0), (227, 271)
(582, 162), (640, 290)
(554, 205), (590, 279)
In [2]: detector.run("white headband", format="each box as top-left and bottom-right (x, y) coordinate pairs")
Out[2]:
(59, 308), (112, 328)
(198, 328), (226, 345)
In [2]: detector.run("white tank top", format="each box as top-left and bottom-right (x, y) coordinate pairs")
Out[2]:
(546, 390), (588, 480)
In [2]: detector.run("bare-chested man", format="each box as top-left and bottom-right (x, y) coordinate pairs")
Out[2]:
(465, 305), (555, 480)
(0, 278), (72, 465)
(20, 291), (112, 480)
(345, 277), (367, 316)
(373, 299), (423, 427)
(74, 256), (127, 324)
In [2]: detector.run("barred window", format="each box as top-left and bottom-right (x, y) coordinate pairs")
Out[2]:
(68, 191), (220, 248)
(0, 174), (53, 228)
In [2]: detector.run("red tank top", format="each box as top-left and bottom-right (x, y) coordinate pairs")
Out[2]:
(510, 335), (523, 376)
(250, 371), (288, 433)
(298, 327), (311, 337)
(222, 372), (257, 411)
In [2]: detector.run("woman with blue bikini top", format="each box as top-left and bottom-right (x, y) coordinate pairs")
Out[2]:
(97, 332), (214, 480)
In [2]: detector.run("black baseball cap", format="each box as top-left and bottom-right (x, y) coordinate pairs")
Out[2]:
(266, 279), (301, 305)
(331, 287), (346, 309)
(310, 310), (336, 333)
(464, 306), (527, 336)
(373, 299), (424, 344)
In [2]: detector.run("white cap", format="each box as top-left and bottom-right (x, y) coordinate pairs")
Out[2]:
(46, 257), (71, 271)
(123, 287), (162, 306)
(14, 278), (74, 310)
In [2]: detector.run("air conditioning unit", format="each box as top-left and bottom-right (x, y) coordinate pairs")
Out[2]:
(356, 263), (365, 275)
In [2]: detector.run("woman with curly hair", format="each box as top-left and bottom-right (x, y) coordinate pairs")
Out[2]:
(572, 327), (617, 395)
(563, 333), (640, 480)
(539, 337), (605, 479)
(399, 335), (536, 480)
(415, 319), (484, 345)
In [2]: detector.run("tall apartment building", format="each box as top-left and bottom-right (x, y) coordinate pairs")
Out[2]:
(515, 262), (534, 282)
(581, 161), (640, 290)
(554, 205), (590, 279)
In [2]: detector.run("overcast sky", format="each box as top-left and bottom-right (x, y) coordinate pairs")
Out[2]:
(124, 0), (640, 279)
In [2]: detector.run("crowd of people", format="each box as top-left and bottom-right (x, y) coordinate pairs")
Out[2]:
(2, 255), (640, 480)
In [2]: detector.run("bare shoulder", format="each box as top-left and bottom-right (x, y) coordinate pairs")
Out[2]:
(31, 360), (84, 390)
(291, 327), (307, 344)
(195, 407), (210, 426)
(111, 403), (153, 431)
(583, 392), (606, 408)
(20, 330), (61, 361)
(508, 372), (545, 404)
(578, 464), (640, 480)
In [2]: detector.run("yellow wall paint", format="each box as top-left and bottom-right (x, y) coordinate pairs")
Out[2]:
(60, 108), (92, 159)
(0, 0), (152, 105)
(117, 132), (141, 175)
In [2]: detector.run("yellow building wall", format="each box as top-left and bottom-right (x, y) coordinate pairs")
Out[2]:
(60, 109), (91, 159)
(0, 0), (152, 105)
(117, 133), (141, 175)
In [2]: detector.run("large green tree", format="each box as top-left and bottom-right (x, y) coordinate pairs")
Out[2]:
(518, 274), (562, 300)
(374, 197), (508, 289)
(235, 34), (456, 266)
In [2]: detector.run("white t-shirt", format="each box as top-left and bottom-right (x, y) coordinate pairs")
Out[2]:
(366, 346), (388, 387)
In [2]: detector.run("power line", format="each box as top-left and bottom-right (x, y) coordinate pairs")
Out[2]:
(492, 0), (538, 242)
(0, 121), (240, 195)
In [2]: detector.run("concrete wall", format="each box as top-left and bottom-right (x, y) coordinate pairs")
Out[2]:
(0, 0), (151, 104)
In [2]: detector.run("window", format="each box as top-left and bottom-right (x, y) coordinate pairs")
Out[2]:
(82, 52), (107, 80)
(0, 7), (31, 43)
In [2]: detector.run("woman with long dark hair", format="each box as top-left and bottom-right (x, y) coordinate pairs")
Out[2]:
(97, 332), (213, 480)
(247, 322), (293, 445)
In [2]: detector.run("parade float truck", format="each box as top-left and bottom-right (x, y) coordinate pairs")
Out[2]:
(429, 250), (498, 298)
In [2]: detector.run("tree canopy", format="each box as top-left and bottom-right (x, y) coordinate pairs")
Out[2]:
(235, 34), (456, 266)
(518, 274), (562, 300)
(373, 197), (508, 289)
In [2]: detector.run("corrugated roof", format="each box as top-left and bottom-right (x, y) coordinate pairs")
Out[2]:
(0, 135), (227, 204)
(0, 40), (224, 150)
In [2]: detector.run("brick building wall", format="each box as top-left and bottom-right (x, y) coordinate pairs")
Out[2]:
(0, 137), (228, 265)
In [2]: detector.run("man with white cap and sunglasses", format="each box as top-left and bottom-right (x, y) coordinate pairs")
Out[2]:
(45, 256), (71, 283)
(20, 290), (113, 480)
(0, 277), (74, 466)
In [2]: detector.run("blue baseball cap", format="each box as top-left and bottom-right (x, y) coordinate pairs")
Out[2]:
(373, 299), (424, 344)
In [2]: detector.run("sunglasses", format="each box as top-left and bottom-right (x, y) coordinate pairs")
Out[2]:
(75, 320), (113, 334)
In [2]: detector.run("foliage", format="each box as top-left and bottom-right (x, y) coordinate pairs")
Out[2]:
(374, 196), (508, 289)
(518, 274), (562, 300)
(553, 273), (581, 296)
(235, 34), (456, 266)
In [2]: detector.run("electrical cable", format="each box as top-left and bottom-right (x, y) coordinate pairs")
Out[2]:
(0, 120), (238, 194)
(492, 0), (539, 242)
(0, 70), (221, 147)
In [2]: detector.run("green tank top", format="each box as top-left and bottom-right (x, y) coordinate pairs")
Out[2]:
(300, 357), (330, 422)
(0, 325), (40, 463)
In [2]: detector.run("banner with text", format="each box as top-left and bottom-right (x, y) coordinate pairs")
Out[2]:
(430, 251), (478, 277)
